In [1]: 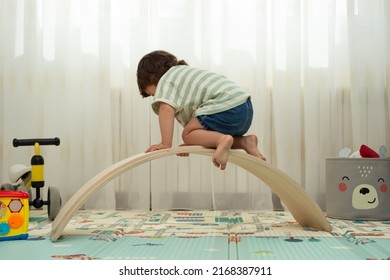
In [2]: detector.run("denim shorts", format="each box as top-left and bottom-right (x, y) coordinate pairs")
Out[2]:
(197, 98), (253, 136)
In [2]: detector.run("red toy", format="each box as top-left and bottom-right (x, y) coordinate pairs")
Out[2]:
(360, 145), (380, 158)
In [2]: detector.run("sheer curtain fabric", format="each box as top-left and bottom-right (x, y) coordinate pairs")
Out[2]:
(1, 0), (389, 211)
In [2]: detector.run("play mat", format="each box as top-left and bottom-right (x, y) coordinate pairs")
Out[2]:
(1, 209), (390, 260)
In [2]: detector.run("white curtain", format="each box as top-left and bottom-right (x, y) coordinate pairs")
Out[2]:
(1, 0), (389, 211)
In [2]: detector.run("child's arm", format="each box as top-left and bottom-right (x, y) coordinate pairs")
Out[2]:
(145, 103), (175, 152)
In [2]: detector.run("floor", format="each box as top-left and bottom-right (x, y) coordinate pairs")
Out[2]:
(1, 209), (390, 260)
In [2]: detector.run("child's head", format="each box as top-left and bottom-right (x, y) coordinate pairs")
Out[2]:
(137, 50), (188, 98)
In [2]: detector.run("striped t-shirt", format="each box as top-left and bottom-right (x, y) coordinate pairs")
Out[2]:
(151, 66), (250, 127)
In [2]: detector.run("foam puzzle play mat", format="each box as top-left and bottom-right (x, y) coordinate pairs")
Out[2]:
(1, 145), (390, 260)
(1, 209), (390, 260)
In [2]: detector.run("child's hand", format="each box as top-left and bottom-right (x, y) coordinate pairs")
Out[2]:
(145, 143), (171, 153)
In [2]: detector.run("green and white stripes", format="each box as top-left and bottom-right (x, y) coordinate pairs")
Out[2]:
(152, 66), (250, 127)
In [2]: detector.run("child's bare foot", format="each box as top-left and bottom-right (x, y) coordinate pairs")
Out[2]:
(212, 135), (234, 170)
(233, 135), (266, 161)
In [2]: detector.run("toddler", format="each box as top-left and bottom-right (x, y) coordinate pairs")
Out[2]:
(137, 50), (266, 170)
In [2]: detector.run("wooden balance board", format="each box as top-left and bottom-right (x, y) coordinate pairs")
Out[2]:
(50, 146), (331, 241)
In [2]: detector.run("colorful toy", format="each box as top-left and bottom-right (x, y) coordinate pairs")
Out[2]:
(339, 144), (386, 159)
(360, 145), (380, 158)
(0, 190), (30, 241)
(10, 138), (62, 221)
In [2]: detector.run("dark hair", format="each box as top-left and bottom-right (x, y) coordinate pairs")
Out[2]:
(136, 50), (188, 98)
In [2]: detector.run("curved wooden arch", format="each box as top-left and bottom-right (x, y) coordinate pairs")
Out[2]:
(50, 146), (331, 241)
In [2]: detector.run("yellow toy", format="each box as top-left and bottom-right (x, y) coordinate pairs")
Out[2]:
(10, 138), (62, 221)
(0, 190), (29, 241)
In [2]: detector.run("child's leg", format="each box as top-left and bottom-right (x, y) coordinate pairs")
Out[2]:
(232, 135), (266, 161)
(182, 117), (233, 170)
